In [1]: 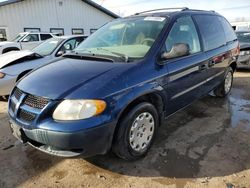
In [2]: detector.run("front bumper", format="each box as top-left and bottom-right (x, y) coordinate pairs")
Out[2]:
(9, 118), (116, 157)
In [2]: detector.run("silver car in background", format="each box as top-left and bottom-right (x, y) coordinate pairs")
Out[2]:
(0, 35), (86, 99)
(236, 31), (250, 69)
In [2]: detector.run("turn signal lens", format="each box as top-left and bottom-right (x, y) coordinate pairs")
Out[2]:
(0, 72), (5, 79)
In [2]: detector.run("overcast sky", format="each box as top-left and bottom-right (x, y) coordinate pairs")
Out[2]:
(93, 0), (250, 21)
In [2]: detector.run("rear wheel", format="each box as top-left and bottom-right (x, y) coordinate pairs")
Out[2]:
(214, 67), (233, 97)
(0, 95), (9, 101)
(112, 102), (159, 160)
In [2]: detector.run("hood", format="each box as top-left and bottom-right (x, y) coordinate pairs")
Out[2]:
(239, 42), (250, 50)
(0, 50), (36, 69)
(17, 58), (122, 100)
(0, 41), (16, 47)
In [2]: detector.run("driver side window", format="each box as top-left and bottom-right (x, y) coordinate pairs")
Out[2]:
(165, 16), (201, 54)
(23, 34), (39, 42)
(58, 38), (77, 53)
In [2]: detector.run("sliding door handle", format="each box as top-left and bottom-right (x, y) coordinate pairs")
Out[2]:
(199, 64), (207, 71)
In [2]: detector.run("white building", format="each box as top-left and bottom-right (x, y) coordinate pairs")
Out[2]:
(0, 0), (119, 41)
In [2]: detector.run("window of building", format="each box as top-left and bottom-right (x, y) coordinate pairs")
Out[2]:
(165, 16), (201, 54)
(50, 28), (64, 36)
(24, 28), (41, 32)
(0, 28), (7, 41)
(90, 29), (98, 34)
(40, 34), (53, 41)
(194, 15), (226, 51)
(72, 28), (84, 35)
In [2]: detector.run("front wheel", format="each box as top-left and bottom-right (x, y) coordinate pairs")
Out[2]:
(112, 102), (159, 160)
(214, 67), (233, 98)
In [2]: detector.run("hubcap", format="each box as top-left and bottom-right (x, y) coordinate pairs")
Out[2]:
(129, 112), (155, 152)
(225, 72), (233, 94)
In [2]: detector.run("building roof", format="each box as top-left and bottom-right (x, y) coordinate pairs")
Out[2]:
(82, 0), (119, 18)
(0, 0), (119, 18)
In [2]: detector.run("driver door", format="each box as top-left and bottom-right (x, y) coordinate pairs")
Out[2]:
(20, 34), (41, 50)
(160, 16), (209, 115)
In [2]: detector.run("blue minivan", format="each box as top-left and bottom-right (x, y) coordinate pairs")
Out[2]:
(8, 8), (239, 160)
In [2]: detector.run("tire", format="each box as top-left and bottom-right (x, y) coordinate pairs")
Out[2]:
(214, 67), (233, 98)
(0, 95), (9, 102)
(112, 102), (159, 160)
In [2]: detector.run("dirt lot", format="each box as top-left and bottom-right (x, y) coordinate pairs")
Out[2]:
(0, 71), (250, 188)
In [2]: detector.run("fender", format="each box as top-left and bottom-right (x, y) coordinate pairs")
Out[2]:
(110, 80), (168, 122)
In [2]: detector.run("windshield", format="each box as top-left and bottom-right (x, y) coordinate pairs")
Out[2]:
(32, 38), (63, 56)
(12, 33), (26, 42)
(236, 32), (250, 43)
(74, 16), (167, 62)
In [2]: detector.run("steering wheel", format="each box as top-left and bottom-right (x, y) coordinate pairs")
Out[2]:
(141, 38), (155, 46)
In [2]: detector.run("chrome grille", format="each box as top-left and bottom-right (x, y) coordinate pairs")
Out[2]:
(24, 95), (49, 109)
(9, 87), (50, 124)
(10, 100), (16, 113)
(18, 109), (36, 123)
(13, 87), (22, 101)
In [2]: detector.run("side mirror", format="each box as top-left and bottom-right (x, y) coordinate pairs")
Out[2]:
(56, 51), (64, 57)
(161, 43), (190, 60)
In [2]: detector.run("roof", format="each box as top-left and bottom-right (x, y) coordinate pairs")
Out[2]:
(82, 0), (119, 18)
(0, 0), (23, 7)
(0, 0), (119, 18)
(130, 8), (218, 17)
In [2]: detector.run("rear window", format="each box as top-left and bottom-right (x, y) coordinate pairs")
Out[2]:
(236, 32), (250, 43)
(218, 17), (237, 43)
(194, 15), (226, 51)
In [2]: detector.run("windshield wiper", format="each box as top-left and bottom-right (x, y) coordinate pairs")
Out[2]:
(96, 47), (130, 63)
(63, 52), (114, 62)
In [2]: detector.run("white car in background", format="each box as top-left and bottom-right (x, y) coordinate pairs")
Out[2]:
(0, 32), (58, 54)
(0, 35), (87, 99)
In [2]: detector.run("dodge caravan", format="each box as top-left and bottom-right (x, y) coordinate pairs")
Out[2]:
(8, 8), (239, 160)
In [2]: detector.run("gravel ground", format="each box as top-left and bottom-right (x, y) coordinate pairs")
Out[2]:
(0, 71), (249, 188)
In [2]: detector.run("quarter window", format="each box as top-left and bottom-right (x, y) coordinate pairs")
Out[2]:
(194, 15), (226, 51)
(218, 17), (237, 43)
(165, 16), (201, 54)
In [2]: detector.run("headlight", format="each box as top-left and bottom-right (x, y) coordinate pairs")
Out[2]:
(240, 51), (250, 56)
(0, 72), (5, 79)
(53, 99), (106, 121)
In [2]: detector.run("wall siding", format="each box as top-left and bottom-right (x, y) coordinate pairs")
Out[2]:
(0, 0), (114, 39)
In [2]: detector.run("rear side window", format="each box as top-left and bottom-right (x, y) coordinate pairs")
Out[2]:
(165, 16), (201, 54)
(41, 34), (53, 41)
(218, 17), (237, 43)
(194, 15), (226, 51)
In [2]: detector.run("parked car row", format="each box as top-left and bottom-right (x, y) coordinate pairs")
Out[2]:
(3, 8), (240, 160)
(0, 32), (60, 54)
(0, 35), (87, 99)
(236, 31), (250, 69)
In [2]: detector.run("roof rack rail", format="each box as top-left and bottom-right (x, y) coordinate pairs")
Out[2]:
(135, 7), (189, 15)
